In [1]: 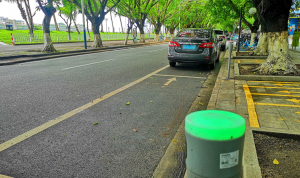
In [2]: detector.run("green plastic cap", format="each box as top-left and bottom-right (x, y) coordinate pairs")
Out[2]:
(185, 110), (246, 141)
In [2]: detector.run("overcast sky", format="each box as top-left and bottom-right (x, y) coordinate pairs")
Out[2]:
(0, 1), (130, 32)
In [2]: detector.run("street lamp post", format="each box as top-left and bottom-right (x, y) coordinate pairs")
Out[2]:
(237, 1), (257, 52)
(81, 0), (87, 49)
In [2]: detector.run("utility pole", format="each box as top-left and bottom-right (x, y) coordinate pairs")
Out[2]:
(81, 0), (87, 49)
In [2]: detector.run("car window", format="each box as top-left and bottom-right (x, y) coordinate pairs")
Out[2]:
(214, 30), (224, 35)
(176, 29), (212, 38)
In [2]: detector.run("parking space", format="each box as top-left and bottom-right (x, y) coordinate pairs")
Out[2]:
(243, 81), (300, 131)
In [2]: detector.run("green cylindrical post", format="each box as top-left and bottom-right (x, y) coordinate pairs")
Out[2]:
(185, 110), (246, 178)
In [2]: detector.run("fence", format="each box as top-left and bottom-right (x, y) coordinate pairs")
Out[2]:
(12, 33), (156, 44)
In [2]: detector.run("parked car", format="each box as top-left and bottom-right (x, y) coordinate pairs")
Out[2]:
(167, 28), (221, 69)
(214, 29), (226, 51)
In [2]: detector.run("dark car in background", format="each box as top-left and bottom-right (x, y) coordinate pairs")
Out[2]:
(167, 28), (221, 69)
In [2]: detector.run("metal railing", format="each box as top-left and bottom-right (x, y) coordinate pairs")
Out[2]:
(13, 33), (156, 44)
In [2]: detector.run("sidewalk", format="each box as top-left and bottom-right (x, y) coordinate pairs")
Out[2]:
(0, 40), (156, 58)
(203, 49), (300, 178)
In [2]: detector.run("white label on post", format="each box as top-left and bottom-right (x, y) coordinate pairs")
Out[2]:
(220, 150), (239, 169)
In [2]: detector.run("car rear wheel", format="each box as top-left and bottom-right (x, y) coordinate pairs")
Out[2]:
(169, 62), (176, 67)
(216, 52), (220, 63)
(208, 60), (215, 70)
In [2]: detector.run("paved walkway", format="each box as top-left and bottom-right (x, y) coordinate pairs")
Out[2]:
(203, 49), (300, 178)
(0, 40), (155, 57)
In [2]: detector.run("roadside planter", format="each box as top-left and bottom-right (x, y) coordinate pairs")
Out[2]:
(185, 110), (246, 178)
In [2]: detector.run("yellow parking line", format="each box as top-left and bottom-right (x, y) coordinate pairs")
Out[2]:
(243, 85), (260, 128)
(0, 65), (170, 153)
(251, 93), (300, 97)
(248, 81), (300, 84)
(248, 86), (300, 90)
(0, 174), (13, 178)
(255, 103), (300, 108)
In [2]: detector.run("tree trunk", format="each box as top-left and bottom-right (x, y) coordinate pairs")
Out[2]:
(110, 11), (115, 33)
(101, 22), (104, 32)
(68, 26), (71, 41)
(251, 33), (268, 55)
(250, 33), (256, 46)
(24, 0), (34, 37)
(170, 28), (175, 39)
(71, 16), (80, 34)
(154, 25), (161, 42)
(53, 14), (60, 31)
(139, 29), (145, 43)
(252, 0), (295, 74)
(119, 15), (124, 33)
(42, 10), (56, 52)
(43, 33), (56, 52)
(124, 33), (129, 45)
(253, 31), (296, 74)
(92, 23), (102, 48)
(86, 18), (90, 35)
(155, 34), (159, 41)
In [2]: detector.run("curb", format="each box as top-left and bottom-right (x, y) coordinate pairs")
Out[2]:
(0, 43), (162, 66)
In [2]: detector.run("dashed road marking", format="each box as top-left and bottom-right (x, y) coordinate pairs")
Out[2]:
(62, 59), (114, 70)
(153, 74), (206, 79)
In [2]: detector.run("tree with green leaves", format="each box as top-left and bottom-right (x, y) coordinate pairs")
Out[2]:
(147, 0), (180, 41)
(37, 0), (57, 52)
(115, 0), (159, 43)
(204, 0), (260, 45)
(67, 0), (120, 47)
(57, 0), (76, 40)
(4, 0), (38, 37)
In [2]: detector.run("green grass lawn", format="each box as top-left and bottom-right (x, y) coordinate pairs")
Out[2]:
(0, 29), (154, 45)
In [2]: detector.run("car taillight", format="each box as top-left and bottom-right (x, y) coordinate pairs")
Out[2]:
(169, 41), (179, 47)
(200, 42), (214, 48)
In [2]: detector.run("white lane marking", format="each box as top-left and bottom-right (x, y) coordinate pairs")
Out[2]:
(62, 59), (114, 70)
(149, 49), (165, 52)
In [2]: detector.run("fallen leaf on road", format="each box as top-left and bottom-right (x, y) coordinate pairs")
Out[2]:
(120, 108), (122, 109)
(172, 140), (178, 143)
(93, 122), (99, 125)
(126, 102), (130, 105)
(163, 146), (166, 148)
(150, 101), (153, 103)
(42, 116), (44, 118)
(273, 159), (279, 164)
(201, 81), (204, 83)
(150, 77), (153, 79)
(199, 102), (204, 105)
(133, 127), (137, 132)
(150, 139), (153, 140)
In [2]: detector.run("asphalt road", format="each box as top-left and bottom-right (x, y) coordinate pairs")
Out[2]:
(0, 44), (220, 178)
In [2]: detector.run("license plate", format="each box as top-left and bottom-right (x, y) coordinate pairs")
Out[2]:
(182, 45), (196, 50)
